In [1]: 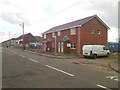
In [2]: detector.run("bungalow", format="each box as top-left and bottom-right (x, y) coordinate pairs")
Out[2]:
(42, 15), (110, 55)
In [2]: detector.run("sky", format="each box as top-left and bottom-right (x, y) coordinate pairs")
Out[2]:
(0, 0), (119, 42)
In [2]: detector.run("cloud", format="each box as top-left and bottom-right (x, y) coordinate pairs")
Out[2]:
(84, 0), (118, 28)
(108, 27), (118, 42)
(1, 13), (22, 24)
(0, 0), (119, 42)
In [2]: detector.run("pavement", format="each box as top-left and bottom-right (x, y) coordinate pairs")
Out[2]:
(24, 49), (119, 74)
(109, 60), (119, 73)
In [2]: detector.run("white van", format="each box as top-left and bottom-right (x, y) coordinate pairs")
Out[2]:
(82, 45), (110, 59)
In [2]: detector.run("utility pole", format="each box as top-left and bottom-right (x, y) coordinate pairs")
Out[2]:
(20, 22), (25, 50)
(77, 25), (81, 55)
(9, 32), (11, 47)
(22, 22), (25, 50)
(55, 35), (57, 55)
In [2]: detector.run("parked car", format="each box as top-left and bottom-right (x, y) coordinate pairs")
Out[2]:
(82, 45), (110, 59)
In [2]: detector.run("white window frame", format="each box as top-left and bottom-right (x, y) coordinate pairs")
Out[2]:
(70, 42), (76, 49)
(44, 34), (46, 39)
(52, 43), (55, 48)
(57, 31), (61, 36)
(52, 32), (55, 38)
(91, 29), (95, 35)
(70, 28), (76, 35)
(97, 30), (101, 34)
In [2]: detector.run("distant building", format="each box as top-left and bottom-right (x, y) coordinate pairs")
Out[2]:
(29, 36), (42, 49)
(1, 33), (42, 49)
(42, 15), (109, 55)
(16, 33), (36, 48)
(10, 38), (17, 46)
(108, 42), (120, 52)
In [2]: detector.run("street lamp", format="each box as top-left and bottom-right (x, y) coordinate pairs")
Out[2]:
(54, 35), (57, 55)
(20, 22), (25, 50)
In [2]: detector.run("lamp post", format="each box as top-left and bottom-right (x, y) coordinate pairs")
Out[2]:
(20, 22), (24, 50)
(9, 32), (11, 47)
(22, 22), (25, 50)
(54, 35), (57, 55)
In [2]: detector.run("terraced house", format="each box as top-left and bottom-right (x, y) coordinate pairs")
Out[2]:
(42, 15), (109, 55)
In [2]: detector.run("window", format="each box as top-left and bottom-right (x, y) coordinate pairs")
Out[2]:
(103, 47), (107, 50)
(57, 31), (61, 36)
(70, 42), (76, 49)
(52, 43), (55, 48)
(97, 30), (101, 34)
(91, 29), (95, 34)
(44, 34), (46, 39)
(70, 28), (76, 35)
(52, 32), (55, 38)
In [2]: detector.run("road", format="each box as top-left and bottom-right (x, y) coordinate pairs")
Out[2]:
(2, 47), (119, 89)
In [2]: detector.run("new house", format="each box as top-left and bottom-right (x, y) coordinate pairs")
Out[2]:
(42, 15), (110, 55)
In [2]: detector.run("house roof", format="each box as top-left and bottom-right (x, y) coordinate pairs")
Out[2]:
(34, 36), (42, 42)
(43, 15), (110, 34)
(10, 38), (17, 40)
(16, 33), (32, 40)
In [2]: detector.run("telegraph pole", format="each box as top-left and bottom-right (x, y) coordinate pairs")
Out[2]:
(22, 22), (25, 50)
(54, 35), (57, 55)
(9, 32), (11, 47)
(20, 22), (25, 50)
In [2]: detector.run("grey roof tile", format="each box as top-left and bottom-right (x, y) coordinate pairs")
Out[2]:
(43, 15), (109, 34)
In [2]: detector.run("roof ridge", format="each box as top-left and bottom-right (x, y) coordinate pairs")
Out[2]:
(43, 15), (97, 34)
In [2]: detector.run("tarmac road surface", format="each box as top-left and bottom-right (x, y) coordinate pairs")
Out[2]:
(2, 47), (119, 89)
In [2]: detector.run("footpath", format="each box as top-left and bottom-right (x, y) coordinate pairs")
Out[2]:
(24, 50), (119, 74)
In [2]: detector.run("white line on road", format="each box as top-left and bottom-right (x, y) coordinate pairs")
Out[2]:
(19, 55), (25, 58)
(106, 76), (119, 82)
(7, 52), (13, 56)
(114, 79), (119, 82)
(45, 65), (74, 77)
(97, 84), (111, 90)
(13, 52), (17, 55)
(28, 58), (38, 63)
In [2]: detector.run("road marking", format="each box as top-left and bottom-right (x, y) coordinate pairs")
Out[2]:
(13, 52), (17, 55)
(28, 58), (38, 63)
(19, 55), (25, 58)
(106, 76), (119, 82)
(97, 84), (111, 90)
(114, 79), (119, 81)
(106, 76), (117, 79)
(45, 65), (74, 77)
(10, 51), (13, 53)
(7, 52), (13, 56)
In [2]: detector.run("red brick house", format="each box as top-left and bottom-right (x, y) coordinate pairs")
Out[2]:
(16, 33), (36, 48)
(42, 15), (110, 55)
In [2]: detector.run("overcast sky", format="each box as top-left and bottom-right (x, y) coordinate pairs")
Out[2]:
(0, 0), (119, 42)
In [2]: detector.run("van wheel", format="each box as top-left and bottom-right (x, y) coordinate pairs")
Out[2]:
(106, 53), (110, 57)
(93, 54), (97, 59)
(84, 56), (87, 58)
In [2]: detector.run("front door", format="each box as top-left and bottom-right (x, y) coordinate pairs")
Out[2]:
(61, 42), (64, 52)
(58, 42), (60, 53)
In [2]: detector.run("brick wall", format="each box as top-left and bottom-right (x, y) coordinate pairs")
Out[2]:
(79, 17), (108, 54)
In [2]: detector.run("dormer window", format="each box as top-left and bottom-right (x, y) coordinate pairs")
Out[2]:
(70, 28), (76, 35)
